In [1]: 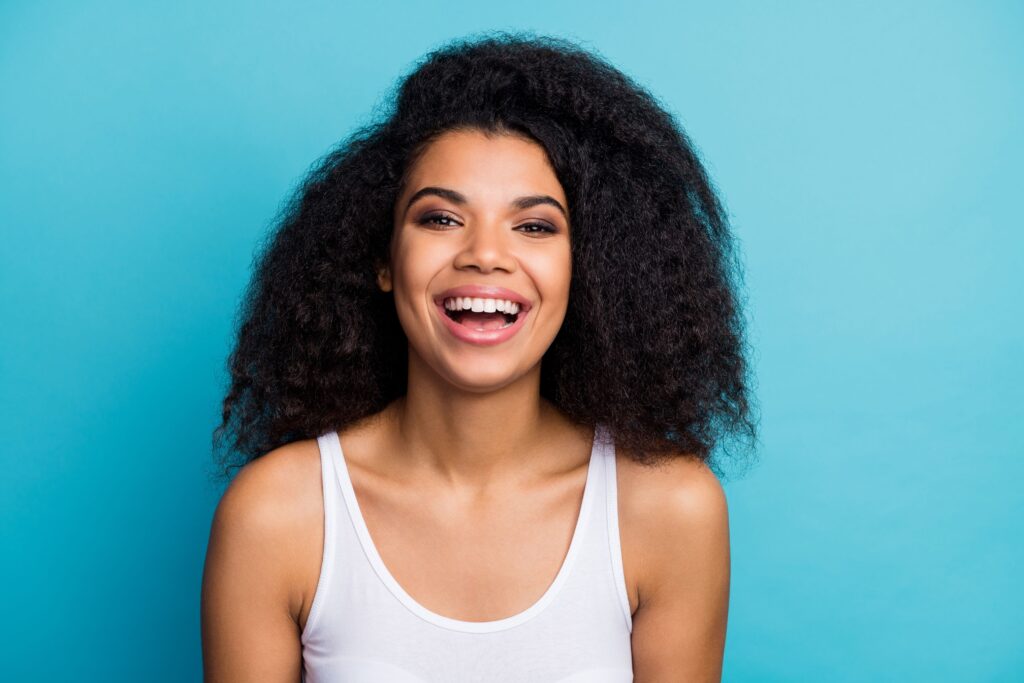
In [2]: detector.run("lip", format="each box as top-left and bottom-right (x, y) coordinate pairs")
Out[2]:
(432, 285), (533, 347)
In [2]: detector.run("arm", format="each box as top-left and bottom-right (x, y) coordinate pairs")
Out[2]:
(630, 459), (731, 682)
(201, 449), (310, 682)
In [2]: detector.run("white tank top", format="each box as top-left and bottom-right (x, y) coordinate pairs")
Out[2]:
(300, 423), (634, 682)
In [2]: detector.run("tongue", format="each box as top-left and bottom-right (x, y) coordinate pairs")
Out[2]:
(458, 311), (507, 331)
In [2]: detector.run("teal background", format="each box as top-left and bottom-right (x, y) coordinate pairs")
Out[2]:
(2, 1), (1021, 680)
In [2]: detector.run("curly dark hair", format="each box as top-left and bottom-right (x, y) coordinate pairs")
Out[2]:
(213, 30), (758, 482)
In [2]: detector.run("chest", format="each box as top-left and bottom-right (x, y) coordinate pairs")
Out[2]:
(296, 446), (643, 632)
(350, 469), (589, 622)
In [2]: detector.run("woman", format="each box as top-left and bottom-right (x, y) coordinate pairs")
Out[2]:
(202, 32), (756, 682)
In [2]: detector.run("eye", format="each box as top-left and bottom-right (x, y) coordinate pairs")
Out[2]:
(417, 212), (461, 229)
(515, 222), (557, 236)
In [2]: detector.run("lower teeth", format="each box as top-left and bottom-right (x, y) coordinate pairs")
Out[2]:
(468, 320), (514, 331)
(447, 310), (518, 330)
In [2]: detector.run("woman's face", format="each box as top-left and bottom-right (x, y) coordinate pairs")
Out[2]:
(382, 128), (572, 393)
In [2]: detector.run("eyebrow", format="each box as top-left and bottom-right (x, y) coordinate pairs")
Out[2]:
(404, 186), (568, 219)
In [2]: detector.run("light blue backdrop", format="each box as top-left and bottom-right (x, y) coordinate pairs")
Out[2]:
(2, 1), (1020, 681)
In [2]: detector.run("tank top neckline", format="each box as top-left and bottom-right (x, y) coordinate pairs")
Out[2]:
(329, 425), (604, 634)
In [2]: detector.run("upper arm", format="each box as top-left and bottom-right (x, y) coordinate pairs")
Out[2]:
(629, 458), (731, 683)
(201, 447), (313, 683)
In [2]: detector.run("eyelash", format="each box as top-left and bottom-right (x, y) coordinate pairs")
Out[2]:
(418, 213), (557, 235)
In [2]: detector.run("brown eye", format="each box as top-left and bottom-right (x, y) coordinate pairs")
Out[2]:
(515, 222), (557, 235)
(418, 213), (461, 228)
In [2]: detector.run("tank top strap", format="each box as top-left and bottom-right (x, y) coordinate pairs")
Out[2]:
(597, 423), (633, 633)
(303, 431), (343, 639)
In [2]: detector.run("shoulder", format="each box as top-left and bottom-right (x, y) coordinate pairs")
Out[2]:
(617, 447), (728, 541)
(206, 438), (324, 616)
(616, 447), (730, 605)
(213, 439), (323, 535)
(615, 447), (731, 679)
(201, 440), (324, 676)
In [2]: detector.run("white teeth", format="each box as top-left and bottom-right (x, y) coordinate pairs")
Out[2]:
(443, 296), (522, 315)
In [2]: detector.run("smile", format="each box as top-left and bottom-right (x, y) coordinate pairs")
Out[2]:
(443, 296), (520, 328)
(434, 297), (529, 346)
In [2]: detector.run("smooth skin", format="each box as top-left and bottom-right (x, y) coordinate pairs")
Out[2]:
(201, 130), (730, 682)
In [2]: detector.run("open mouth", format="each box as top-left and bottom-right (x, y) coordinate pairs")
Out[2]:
(443, 307), (520, 331)
(439, 296), (526, 331)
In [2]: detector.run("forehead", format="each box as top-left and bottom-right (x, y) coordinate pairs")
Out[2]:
(401, 129), (566, 204)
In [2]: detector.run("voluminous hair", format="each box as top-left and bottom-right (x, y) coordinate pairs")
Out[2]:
(214, 30), (758, 481)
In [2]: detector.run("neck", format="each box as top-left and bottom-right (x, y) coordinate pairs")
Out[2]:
(384, 351), (564, 490)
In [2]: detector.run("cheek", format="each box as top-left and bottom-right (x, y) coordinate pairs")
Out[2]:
(391, 235), (427, 287)
(535, 250), (573, 305)
(389, 236), (446, 316)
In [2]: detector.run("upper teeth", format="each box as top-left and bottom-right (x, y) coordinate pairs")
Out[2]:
(443, 297), (521, 315)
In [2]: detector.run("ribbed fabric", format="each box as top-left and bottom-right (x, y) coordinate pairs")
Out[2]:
(300, 423), (634, 682)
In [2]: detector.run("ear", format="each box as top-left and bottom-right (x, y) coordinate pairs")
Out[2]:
(375, 261), (392, 292)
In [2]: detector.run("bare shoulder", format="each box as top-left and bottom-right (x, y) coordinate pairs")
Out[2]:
(204, 438), (324, 629)
(210, 440), (323, 566)
(617, 449), (727, 526)
(202, 438), (325, 680)
(615, 446), (730, 682)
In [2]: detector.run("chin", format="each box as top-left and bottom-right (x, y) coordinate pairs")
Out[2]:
(438, 359), (535, 393)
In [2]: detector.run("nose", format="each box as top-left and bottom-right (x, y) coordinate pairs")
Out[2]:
(452, 221), (516, 274)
